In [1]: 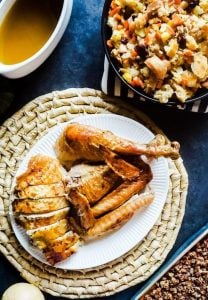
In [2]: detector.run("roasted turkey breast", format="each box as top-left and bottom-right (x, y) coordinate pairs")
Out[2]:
(27, 218), (71, 250)
(13, 155), (80, 265)
(12, 196), (69, 214)
(15, 155), (66, 190)
(15, 182), (66, 199)
(43, 231), (80, 265)
(16, 207), (70, 230)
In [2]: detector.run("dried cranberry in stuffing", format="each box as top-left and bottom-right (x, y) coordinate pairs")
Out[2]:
(178, 34), (186, 48)
(135, 44), (148, 59)
(121, 37), (128, 44)
(123, 7), (134, 20)
(186, 0), (199, 12)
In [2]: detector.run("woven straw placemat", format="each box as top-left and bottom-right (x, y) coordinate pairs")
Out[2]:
(0, 88), (188, 299)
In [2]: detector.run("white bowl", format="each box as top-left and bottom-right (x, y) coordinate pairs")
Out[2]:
(0, 0), (73, 78)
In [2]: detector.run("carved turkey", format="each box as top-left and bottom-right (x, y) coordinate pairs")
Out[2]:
(12, 123), (180, 265)
(13, 155), (80, 265)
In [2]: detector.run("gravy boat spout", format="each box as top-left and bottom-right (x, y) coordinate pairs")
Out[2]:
(0, 0), (73, 79)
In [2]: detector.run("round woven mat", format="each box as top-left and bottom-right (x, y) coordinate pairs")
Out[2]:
(0, 88), (188, 299)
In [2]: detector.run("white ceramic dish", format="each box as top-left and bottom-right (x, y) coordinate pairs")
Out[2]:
(0, 0), (73, 78)
(10, 114), (169, 270)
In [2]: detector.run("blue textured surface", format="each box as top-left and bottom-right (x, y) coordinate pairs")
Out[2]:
(0, 1), (208, 299)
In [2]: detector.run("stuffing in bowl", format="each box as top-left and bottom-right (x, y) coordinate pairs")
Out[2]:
(106, 0), (208, 103)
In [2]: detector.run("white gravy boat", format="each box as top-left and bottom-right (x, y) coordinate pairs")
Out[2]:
(0, 0), (73, 78)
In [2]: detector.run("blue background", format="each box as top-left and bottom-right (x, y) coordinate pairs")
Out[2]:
(0, 1), (208, 299)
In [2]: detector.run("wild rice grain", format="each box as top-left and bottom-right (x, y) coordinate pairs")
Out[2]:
(141, 236), (208, 300)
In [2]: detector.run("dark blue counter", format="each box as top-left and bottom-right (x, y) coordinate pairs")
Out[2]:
(0, 1), (208, 299)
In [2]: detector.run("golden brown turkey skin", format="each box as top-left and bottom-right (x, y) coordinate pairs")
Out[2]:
(67, 164), (120, 204)
(55, 123), (180, 169)
(27, 219), (71, 250)
(91, 176), (151, 218)
(12, 155), (79, 265)
(15, 181), (66, 199)
(67, 189), (95, 230)
(86, 192), (154, 240)
(16, 207), (70, 230)
(16, 155), (65, 190)
(43, 232), (80, 265)
(12, 196), (69, 214)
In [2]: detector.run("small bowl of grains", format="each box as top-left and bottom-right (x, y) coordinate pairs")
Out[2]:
(102, 0), (208, 105)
